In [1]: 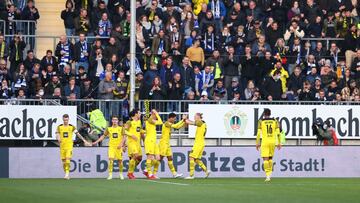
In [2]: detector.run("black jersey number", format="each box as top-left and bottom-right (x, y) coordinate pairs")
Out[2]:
(266, 124), (273, 135)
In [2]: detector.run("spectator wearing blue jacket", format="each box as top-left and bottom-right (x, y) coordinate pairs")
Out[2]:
(159, 56), (180, 87)
(64, 77), (81, 99)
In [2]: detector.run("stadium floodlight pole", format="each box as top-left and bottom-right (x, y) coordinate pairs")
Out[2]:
(129, 0), (136, 110)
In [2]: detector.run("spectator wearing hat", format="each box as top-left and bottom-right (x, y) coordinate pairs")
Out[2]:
(200, 90), (209, 101)
(186, 38), (205, 68)
(163, 2), (181, 23)
(225, 3), (246, 34)
(80, 78), (96, 99)
(75, 66), (87, 85)
(227, 76), (244, 100)
(262, 70), (283, 101)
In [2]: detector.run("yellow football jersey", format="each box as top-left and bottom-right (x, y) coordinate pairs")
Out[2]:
(193, 120), (206, 146)
(256, 118), (280, 145)
(57, 124), (76, 148)
(145, 114), (163, 142)
(105, 126), (124, 148)
(160, 120), (185, 144)
(125, 119), (142, 145)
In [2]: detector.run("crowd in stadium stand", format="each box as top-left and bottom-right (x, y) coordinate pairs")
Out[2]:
(0, 0), (359, 102)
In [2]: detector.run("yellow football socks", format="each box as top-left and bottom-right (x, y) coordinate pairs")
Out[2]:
(168, 160), (176, 175)
(195, 160), (207, 172)
(108, 160), (114, 174)
(264, 160), (271, 177)
(189, 159), (195, 177)
(146, 159), (153, 175)
(268, 159), (273, 176)
(128, 159), (136, 173)
(153, 160), (159, 175)
(65, 159), (71, 173)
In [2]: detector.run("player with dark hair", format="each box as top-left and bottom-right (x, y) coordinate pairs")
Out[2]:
(152, 113), (187, 179)
(185, 113), (210, 179)
(56, 114), (90, 180)
(143, 109), (163, 179)
(93, 115), (126, 180)
(124, 109), (144, 179)
(256, 108), (281, 182)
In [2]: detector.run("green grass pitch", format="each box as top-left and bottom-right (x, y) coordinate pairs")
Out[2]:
(0, 178), (359, 203)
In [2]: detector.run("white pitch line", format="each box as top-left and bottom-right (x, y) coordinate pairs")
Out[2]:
(137, 179), (190, 186)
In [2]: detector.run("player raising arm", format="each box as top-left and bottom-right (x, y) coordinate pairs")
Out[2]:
(143, 109), (163, 179)
(153, 113), (187, 179)
(124, 109), (144, 179)
(185, 113), (210, 179)
(56, 114), (91, 180)
(256, 108), (281, 182)
(93, 115), (126, 180)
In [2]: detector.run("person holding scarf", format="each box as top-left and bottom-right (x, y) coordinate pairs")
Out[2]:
(208, 0), (226, 34)
(202, 24), (218, 55)
(200, 65), (214, 96)
(74, 33), (91, 74)
(55, 35), (74, 72)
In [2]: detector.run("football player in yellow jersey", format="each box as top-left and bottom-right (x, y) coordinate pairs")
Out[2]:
(185, 113), (210, 179)
(256, 108), (282, 182)
(124, 109), (144, 179)
(92, 115), (126, 180)
(56, 114), (90, 180)
(143, 109), (163, 179)
(152, 113), (187, 179)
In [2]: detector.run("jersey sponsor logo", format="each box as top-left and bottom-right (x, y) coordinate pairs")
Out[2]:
(136, 127), (140, 132)
(224, 106), (248, 137)
(63, 132), (69, 138)
(112, 133), (118, 138)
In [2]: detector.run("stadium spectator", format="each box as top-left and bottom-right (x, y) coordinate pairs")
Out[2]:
(9, 35), (26, 74)
(148, 76), (166, 100)
(227, 76), (243, 100)
(64, 77), (81, 99)
(0, 34), (9, 60)
(74, 8), (91, 35)
(21, 0), (39, 49)
(74, 33), (91, 74)
(45, 75), (62, 97)
(262, 70), (283, 101)
(23, 50), (40, 72)
(186, 38), (204, 68)
(61, 0), (76, 36)
(40, 50), (58, 71)
(211, 79), (227, 101)
(98, 71), (116, 99)
(55, 35), (74, 71)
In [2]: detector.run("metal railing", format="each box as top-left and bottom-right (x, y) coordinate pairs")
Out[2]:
(0, 20), (36, 36)
(301, 37), (345, 50)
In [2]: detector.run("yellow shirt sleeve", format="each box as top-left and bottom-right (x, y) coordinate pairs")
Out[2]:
(195, 120), (204, 127)
(172, 120), (185, 129)
(155, 114), (163, 125)
(256, 120), (262, 145)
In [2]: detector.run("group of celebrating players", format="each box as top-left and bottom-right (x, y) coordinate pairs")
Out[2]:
(56, 108), (281, 182)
